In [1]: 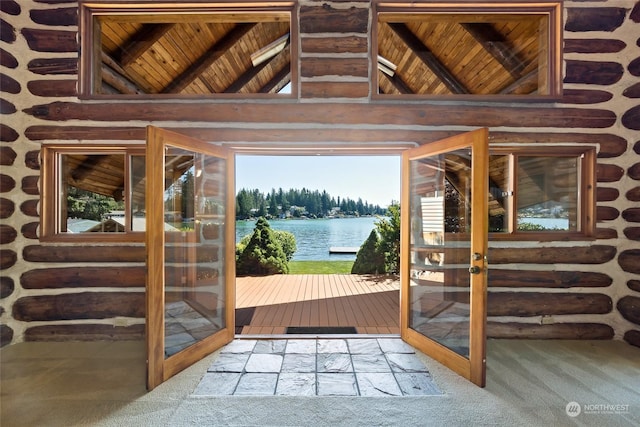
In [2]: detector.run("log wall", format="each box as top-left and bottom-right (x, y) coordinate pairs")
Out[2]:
(1, 0), (639, 348)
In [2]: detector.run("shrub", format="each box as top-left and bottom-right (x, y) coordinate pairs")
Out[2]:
(236, 217), (291, 276)
(351, 229), (386, 274)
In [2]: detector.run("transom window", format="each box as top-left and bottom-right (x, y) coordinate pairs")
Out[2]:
(374, 2), (563, 99)
(78, 1), (295, 98)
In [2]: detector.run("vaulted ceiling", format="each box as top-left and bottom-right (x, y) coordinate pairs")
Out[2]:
(96, 13), (544, 96)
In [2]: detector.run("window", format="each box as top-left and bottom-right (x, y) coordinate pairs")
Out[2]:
(374, 2), (562, 100)
(78, 1), (296, 98)
(40, 145), (146, 242)
(486, 146), (596, 239)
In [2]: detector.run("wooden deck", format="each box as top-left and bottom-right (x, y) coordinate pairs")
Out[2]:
(235, 274), (400, 335)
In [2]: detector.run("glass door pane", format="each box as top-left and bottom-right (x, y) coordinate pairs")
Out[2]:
(146, 126), (234, 390)
(401, 128), (488, 387)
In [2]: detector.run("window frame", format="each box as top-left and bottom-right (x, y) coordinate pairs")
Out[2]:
(40, 144), (146, 243)
(487, 145), (596, 241)
(78, 1), (298, 99)
(372, 1), (563, 101)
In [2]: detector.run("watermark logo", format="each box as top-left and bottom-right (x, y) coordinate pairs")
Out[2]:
(566, 402), (581, 417)
(566, 401), (630, 417)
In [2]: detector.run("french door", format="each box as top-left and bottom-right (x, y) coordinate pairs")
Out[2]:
(145, 126), (488, 389)
(146, 126), (235, 390)
(400, 128), (489, 387)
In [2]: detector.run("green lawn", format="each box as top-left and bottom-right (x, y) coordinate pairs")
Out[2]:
(288, 261), (354, 274)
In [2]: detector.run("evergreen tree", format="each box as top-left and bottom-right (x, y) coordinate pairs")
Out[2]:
(236, 217), (289, 275)
(376, 203), (401, 274)
(351, 229), (385, 274)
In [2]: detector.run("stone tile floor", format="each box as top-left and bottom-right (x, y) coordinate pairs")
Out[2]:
(193, 338), (442, 397)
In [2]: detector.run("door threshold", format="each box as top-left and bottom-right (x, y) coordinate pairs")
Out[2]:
(235, 333), (401, 340)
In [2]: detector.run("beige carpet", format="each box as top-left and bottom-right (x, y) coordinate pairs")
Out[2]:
(1, 339), (638, 426)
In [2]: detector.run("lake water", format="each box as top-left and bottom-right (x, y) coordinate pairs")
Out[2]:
(235, 217), (379, 261)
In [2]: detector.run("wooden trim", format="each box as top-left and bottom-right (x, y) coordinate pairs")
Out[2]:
(78, 1), (297, 99)
(372, 1), (563, 101)
(39, 144), (146, 243)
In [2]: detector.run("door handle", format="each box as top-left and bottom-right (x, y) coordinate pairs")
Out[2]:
(469, 266), (481, 274)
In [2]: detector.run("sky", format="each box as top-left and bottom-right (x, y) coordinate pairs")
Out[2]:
(235, 155), (401, 207)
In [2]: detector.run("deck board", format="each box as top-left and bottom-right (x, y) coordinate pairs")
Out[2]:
(235, 274), (400, 335)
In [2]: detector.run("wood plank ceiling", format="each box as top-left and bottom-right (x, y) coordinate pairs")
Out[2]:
(99, 19), (291, 95)
(377, 14), (544, 95)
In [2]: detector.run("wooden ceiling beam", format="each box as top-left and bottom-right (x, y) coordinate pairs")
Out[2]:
(119, 23), (175, 67)
(499, 69), (538, 94)
(379, 70), (413, 94)
(101, 52), (146, 94)
(161, 23), (256, 94)
(460, 23), (527, 79)
(224, 43), (289, 93)
(387, 22), (469, 95)
(259, 64), (290, 94)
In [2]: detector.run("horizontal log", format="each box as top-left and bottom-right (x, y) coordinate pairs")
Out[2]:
(622, 208), (640, 223)
(1, 18), (16, 43)
(0, 198), (15, 218)
(633, 2), (640, 22)
(0, 124), (18, 142)
(12, 292), (145, 321)
(487, 322), (613, 340)
(597, 164), (624, 182)
(625, 227), (640, 241)
(25, 150), (40, 170)
(0, 324), (13, 347)
(1, 73), (20, 94)
(27, 79), (77, 97)
(597, 187), (619, 202)
(629, 280), (640, 292)
(30, 7), (77, 26)
(21, 222), (38, 240)
(22, 102), (618, 129)
(300, 5), (369, 34)
(564, 60), (624, 86)
(19, 199), (38, 217)
(489, 245), (616, 265)
(0, 249), (17, 269)
(564, 38), (626, 54)
(561, 89), (613, 105)
(596, 228), (617, 239)
(623, 105), (640, 130)
(635, 141), (640, 155)
(21, 176), (39, 195)
(21, 267), (146, 289)
(0, 47), (18, 68)
(301, 58), (368, 78)
(617, 296), (640, 325)
(23, 245), (145, 263)
(301, 81), (369, 98)
(597, 206), (619, 221)
(0, 225), (17, 244)
(21, 28), (77, 53)
(27, 58), (77, 75)
(488, 292), (612, 316)
(24, 324), (144, 341)
(0, 174), (16, 192)
(0, 1), (20, 15)
(630, 57), (640, 77)
(488, 269), (611, 288)
(301, 36), (367, 54)
(619, 249), (640, 274)
(1, 99), (16, 114)
(625, 187), (640, 202)
(565, 7), (627, 32)
(0, 276), (14, 298)
(624, 330), (640, 348)
(623, 82), (640, 98)
(0, 146), (16, 164)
